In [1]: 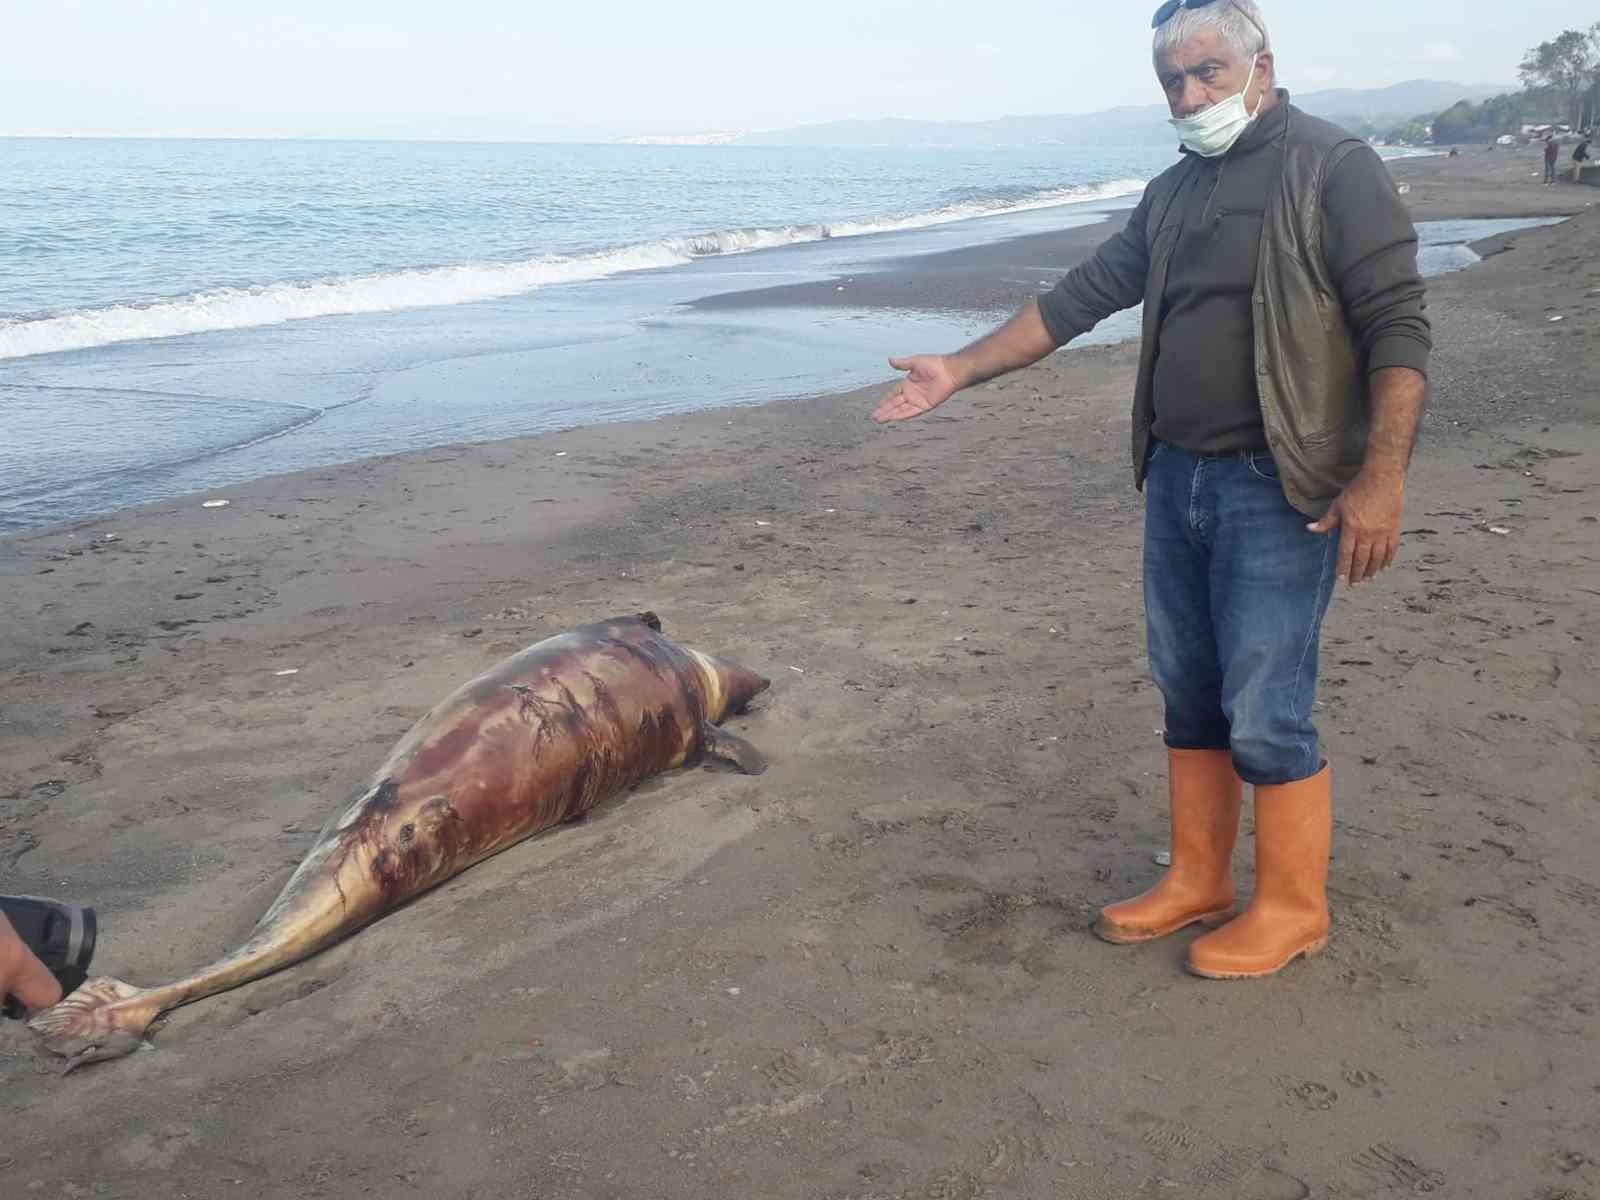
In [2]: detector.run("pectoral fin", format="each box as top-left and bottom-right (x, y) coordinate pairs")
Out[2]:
(702, 722), (767, 775)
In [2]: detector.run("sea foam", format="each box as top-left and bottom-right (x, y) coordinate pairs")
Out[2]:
(0, 178), (1145, 361)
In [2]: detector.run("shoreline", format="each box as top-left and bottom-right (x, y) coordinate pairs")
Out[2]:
(3, 149), (1599, 1198)
(4, 148), (1589, 545)
(688, 218), (1118, 316)
(687, 149), (1596, 317)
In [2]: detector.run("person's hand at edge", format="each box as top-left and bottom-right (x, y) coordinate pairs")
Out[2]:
(0, 910), (63, 1015)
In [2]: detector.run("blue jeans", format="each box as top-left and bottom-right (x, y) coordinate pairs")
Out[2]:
(1143, 440), (1338, 786)
(1545, 160), (1559, 183)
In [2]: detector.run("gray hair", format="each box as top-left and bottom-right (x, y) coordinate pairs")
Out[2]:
(1153, 0), (1270, 63)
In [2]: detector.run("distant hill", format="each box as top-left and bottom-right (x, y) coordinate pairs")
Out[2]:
(1299, 80), (1507, 123)
(734, 80), (1510, 147)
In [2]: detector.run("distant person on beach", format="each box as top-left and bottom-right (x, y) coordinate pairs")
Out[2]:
(1544, 136), (1559, 184)
(1573, 137), (1590, 183)
(873, 0), (1430, 980)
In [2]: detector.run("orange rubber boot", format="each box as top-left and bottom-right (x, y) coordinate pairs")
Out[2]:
(1096, 749), (1243, 945)
(1186, 762), (1332, 979)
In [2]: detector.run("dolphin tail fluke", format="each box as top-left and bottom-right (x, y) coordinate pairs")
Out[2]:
(28, 977), (163, 1071)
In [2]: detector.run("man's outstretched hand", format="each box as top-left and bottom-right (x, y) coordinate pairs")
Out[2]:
(873, 355), (960, 423)
(1306, 468), (1406, 586)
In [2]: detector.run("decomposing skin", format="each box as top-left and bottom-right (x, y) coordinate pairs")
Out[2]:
(29, 613), (768, 1069)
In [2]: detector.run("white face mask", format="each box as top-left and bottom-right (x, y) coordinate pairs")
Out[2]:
(1170, 57), (1263, 158)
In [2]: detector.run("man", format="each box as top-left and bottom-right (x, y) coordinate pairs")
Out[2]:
(1573, 135), (1590, 183)
(1545, 135), (1561, 185)
(0, 909), (63, 1014)
(872, 0), (1429, 980)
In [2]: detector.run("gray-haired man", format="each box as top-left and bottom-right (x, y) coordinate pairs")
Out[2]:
(873, 0), (1429, 979)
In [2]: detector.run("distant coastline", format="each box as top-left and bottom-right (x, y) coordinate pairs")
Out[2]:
(0, 78), (1509, 146)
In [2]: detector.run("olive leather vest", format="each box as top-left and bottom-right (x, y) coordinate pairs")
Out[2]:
(1132, 105), (1370, 518)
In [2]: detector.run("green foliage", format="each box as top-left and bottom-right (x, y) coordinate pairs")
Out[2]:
(1518, 25), (1600, 127)
(1389, 119), (1433, 146)
(1370, 24), (1600, 144)
(1431, 100), (1489, 143)
(1424, 89), (1562, 143)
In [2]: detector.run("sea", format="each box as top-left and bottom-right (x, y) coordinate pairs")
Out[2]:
(0, 137), (1540, 534)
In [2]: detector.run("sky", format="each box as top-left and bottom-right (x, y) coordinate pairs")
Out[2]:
(5, 0), (1596, 139)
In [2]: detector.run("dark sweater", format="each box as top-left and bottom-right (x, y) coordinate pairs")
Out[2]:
(1038, 94), (1432, 456)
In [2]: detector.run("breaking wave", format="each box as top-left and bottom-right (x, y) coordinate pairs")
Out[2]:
(0, 177), (1146, 361)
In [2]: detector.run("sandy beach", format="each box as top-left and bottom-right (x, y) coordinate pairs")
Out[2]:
(2, 148), (1598, 1199)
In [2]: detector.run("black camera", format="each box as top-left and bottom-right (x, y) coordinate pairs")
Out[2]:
(1, 895), (97, 1018)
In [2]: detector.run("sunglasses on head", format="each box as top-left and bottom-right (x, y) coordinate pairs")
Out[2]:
(1152, 0), (1269, 49)
(1152, 0), (1266, 33)
(1151, 0), (1222, 27)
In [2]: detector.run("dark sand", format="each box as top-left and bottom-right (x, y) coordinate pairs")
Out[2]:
(1, 152), (1598, 1199)
(1390, 145), (1600, 221)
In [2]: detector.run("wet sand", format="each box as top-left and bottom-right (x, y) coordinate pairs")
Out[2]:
(1, 153), (1598, 1199)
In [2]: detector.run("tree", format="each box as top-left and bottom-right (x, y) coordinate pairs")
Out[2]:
(1389, 118), (1433, 146)
(1586, 24), (1600, 130)
(1519, 26), (1600, 128)
(1432, 100), (1513, 144)
(1424, 91), (1556, 144)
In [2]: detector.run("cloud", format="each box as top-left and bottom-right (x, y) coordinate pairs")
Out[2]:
(974, 43), (1001, 59)
(1423, 41), (1463, 64)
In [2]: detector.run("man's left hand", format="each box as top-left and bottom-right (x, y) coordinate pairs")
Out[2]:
(1306, 469), (1406, 586)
